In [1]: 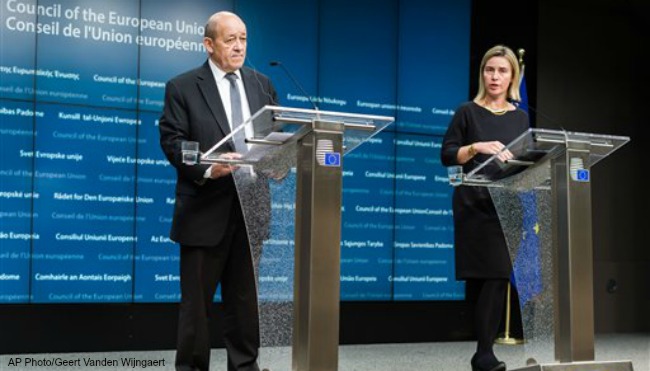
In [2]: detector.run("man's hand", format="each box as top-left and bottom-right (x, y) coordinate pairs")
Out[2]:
(261, 166), (290, 181)
(208, 152), (242, 178)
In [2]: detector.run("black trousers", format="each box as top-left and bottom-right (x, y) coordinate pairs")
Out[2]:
(175, 205), (260, 371)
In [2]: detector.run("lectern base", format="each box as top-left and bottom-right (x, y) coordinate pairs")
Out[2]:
(512, 360), (633, 371)
(494, 335), (525, 345)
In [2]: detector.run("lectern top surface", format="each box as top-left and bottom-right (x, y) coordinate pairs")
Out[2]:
(463, 128), (630, 184)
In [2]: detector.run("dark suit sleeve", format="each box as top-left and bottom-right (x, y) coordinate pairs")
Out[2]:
(441, 105), (469, 167)
(159, 78), (210, 182)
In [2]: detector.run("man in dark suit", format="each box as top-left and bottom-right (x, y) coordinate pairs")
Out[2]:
(159, 11), (277, 371)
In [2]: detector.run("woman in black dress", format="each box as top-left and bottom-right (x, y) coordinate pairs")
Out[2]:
(441, 45), (529, 371)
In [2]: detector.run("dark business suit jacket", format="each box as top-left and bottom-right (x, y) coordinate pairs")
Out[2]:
(159, 61), (278, 247)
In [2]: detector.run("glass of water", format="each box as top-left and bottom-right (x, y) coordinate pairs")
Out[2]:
(447, 165), (463, 186)
(181, 141), (199, 165)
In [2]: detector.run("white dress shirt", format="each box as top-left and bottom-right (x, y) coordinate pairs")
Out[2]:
(204, 60), (255, 178)
(208, 59), (253, 144)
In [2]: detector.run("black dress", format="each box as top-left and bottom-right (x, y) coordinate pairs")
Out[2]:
(441, 102), (529, 279)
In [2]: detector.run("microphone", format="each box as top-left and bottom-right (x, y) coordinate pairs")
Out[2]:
(244, 57), (281, 106)
(269, 60), (319, 111)
(510, 99), (563, 128)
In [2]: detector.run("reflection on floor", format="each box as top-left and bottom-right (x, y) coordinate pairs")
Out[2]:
(1, 333), (648, 371)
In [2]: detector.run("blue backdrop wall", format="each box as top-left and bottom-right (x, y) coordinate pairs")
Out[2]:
(0, 0), (470, 304)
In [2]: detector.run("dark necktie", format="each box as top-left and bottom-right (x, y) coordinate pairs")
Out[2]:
(225, 72), (247, 153)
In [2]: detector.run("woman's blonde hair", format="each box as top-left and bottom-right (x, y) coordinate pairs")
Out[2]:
(474, 45), (521, 102)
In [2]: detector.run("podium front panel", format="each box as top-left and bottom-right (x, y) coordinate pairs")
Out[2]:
(230, 162), (298, 370)
(488, 164), (556, 366)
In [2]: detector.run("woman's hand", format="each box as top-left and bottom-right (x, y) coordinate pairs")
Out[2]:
(474, 141), (514, 162)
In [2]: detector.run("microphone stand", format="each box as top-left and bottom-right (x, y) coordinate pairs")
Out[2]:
(495, 283), (525, 345)
(269, 60), (320, 115)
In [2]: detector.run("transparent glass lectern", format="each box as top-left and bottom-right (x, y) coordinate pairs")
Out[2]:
(186, 105), (394, 371)
(451, 128), (632, 371)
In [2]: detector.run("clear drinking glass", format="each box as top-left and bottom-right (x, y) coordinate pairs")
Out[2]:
(447, 165), (464, 186)
(181, 141), (199, 165)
